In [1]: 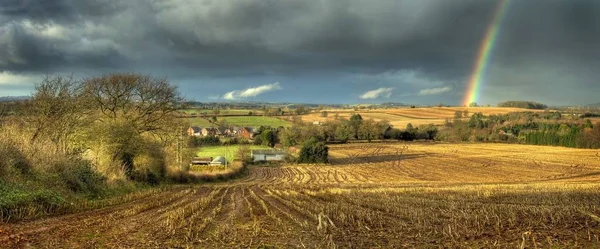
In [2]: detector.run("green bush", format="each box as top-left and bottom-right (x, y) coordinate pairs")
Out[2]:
(0, 142), (31, 176)
(0, 182), (66, 222)
(53, 157), (107, 197)
(297, 138), (329, 164)
(130, 169), (160, 186)
(188, 135), (221, 147)
(132, 142), (166, 184)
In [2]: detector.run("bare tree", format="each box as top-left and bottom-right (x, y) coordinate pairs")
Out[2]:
(27, 75), (89, 153)
(82, 73), (184, 135)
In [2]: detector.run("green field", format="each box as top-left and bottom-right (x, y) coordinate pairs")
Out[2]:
(196, 145), (271, 162)
(181, 109), (264, 115)
(186, 118), (216, 127)
(186, 116), (290, 128)
(220, 116), (290, 127)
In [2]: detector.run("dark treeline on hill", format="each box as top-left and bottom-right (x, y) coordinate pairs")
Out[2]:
(182, 102), (426, 114)
(586, 102), (600, 108)
(185, 101), (348, 111)
(581, 113), (600, 118)
(438, 111), (600, 149)
(498, 101), (548, 110)
(0, 96), (30, 102)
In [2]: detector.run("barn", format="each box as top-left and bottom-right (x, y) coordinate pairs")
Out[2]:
(251, 150), (287, 162)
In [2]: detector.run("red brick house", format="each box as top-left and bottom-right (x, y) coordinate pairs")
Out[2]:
(239, 127), (255, 139)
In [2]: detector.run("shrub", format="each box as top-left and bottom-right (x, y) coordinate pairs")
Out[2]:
(132, 142), (167, 184)
(52, 157), (107, 196)
(297, 138), (328, 164)
(236, 145), (251, 162)
(0, 182), (66, 222)
(0, 142), (31, 176)
(130, 170), (160, 186)
(187, 135), (221, 147)
(222, 137), (239, 145)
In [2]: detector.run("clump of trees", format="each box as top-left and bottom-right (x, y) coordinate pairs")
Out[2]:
(297, 138), (328, 163)
(277, 113), (438, 147)
(1, 73), (187, 187)
(437, 110), (600, 148)
(498, 101), (548, 110)
(1, 73), (191, 220)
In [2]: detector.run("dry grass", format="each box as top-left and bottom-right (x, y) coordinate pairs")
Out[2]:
(2, 143), (600, 248)
(186, 160), (246, 182)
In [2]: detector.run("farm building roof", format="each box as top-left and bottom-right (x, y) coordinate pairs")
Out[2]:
(251, 150), (287, 156)
(210, 156), (227, 165)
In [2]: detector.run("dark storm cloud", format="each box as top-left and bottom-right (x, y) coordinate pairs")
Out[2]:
(0, 0), (599, 104)
(0, 0), (500, 76)
(0, 0), (75, 23)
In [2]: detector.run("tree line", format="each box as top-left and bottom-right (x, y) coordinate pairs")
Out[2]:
(438, 110), (600, 148)
(497, 101), (548, 110)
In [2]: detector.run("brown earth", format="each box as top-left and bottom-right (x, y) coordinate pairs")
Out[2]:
(1, 143), (600, 248)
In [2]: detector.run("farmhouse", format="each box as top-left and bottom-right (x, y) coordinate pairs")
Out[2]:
(239, 127), (256, 139)
(251, 150), (287, 162)
(202, 127), (220, 136)
(218, 127), (233, 137)
(187, 126), (202, 136)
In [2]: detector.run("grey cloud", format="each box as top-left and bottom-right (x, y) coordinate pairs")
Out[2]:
(0, 0), (599, 104)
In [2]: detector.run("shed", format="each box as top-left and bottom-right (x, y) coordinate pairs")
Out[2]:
(191, 157), (212, 165)
(210, 156), (228, 166)
(251, 150), (287, 162)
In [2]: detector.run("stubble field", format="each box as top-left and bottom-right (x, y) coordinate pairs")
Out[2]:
(2, 143), (600, 248)
(301, 107), (544, 127)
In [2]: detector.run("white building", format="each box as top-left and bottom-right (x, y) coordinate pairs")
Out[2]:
(210, 156), (228, 166)
(251, 150), (287, 162)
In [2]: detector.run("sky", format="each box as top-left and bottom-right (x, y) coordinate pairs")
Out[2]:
(0, 0), (599, 105)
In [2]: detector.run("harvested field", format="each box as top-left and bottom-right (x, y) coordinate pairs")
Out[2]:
(302, 111), (449, 128)
(302, 107), (544, 127)
(2, 143), (600, 248)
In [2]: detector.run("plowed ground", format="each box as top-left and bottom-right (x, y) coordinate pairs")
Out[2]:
(2, 143), (600, 248)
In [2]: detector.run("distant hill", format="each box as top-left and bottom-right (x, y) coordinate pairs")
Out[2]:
(586, 102), (600, 108)
(497, 101), (547, 110)
(378, 102), (412, 108)
(0, 96), (30, 102)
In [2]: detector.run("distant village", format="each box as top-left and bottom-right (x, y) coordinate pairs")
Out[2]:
(187, 126), (257, 139)
(187, 126), (289, 165)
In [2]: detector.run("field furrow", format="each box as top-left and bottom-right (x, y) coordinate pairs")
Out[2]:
(2, 143), (600, 248)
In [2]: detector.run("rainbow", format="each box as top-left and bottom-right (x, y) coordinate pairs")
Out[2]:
(463, 0), (511, 106)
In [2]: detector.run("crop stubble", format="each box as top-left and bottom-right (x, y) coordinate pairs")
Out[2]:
(1, 143), (600, 248)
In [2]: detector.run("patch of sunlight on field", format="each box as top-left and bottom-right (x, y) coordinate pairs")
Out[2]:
(196, 145), (271, 162)
(301, 107), (546, 127)
(220, 116), (290, 127)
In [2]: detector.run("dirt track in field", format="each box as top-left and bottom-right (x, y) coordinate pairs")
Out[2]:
(2, 143), (600, 248)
